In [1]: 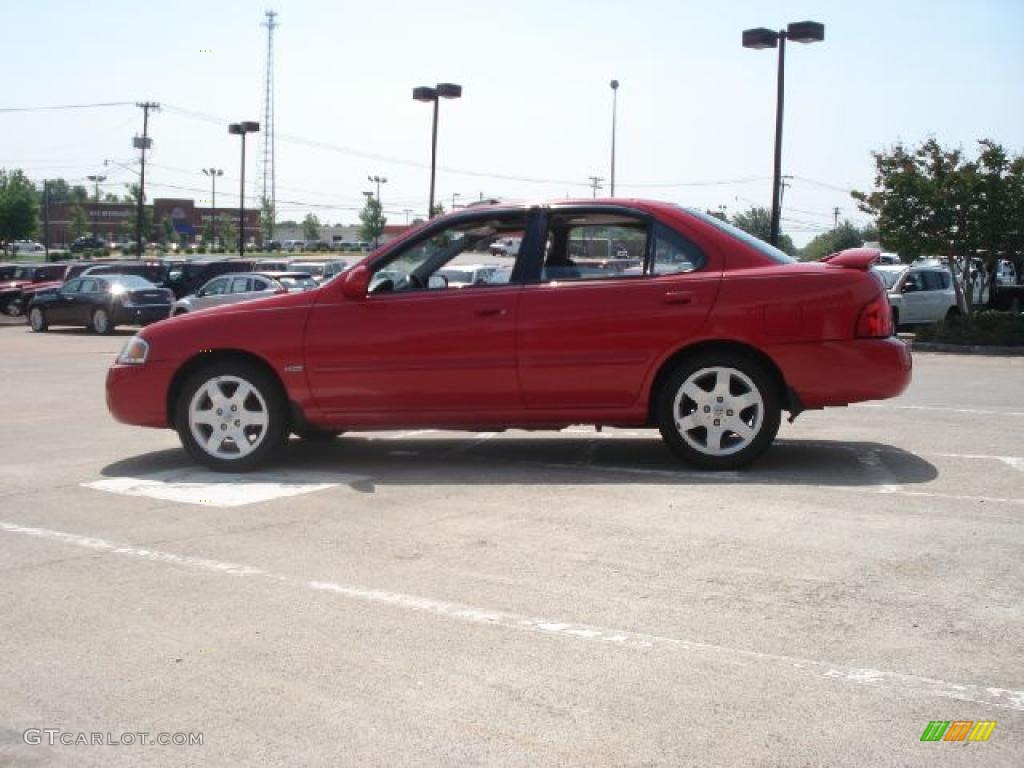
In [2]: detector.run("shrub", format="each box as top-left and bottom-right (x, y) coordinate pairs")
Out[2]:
(916, 310), (1024, 346)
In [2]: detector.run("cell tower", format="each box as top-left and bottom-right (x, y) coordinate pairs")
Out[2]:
(256, 9), (279, 240)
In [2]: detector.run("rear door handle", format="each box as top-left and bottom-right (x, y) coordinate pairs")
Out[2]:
(475, 307), (507, 317)
(663, 291), (694, 305)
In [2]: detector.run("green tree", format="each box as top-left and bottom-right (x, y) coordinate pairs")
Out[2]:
(799, 220), (866, 261)
(852, 138), (1024, 313)
(430, 202), (446, 217)
(69, 205), (90, 239)
(705, 207), (728, 222)
(302, 212), (321, 241)
(122, 183), (154, 243)
(0, 169), (39, 247)
(358, 198), (386, 244)
(260, 196), (276, 242)
(731, 206), (796, 255)
(219, 218), (238, 253)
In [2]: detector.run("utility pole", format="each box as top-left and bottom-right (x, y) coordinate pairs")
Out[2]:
(452, 192), (460, 210)
(778, 174), (792, 214)
(134, 101), (159, 257)
(833, 206), (841, 229)
(43, 180), (50, 260)
(403, 208), (412, 224)
(588, 175), (604, 199)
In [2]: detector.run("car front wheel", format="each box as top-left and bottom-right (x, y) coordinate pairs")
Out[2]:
(657, 353), (781, 470)
(29, 307), (48, 332)
(175, 362), (288, 471)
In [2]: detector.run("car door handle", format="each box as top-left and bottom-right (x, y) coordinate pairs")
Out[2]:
(663, 291), (694, 305)
(475, 307), (507, 317)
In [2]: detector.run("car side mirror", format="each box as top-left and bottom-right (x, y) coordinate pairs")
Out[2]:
(428, 274), (448, 290)
(901, 282), (916, 293)
(340, 264), (371, 300)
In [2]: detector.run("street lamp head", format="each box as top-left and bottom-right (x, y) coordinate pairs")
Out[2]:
(742, 27), (779, 49)
(242, 121), (260, 133)
(436, 83), (462, 99)
(787, 20), (825, 43)
(413, 86), (437, 102)
(228, 123), (242, 135)
(610, 79), (619, 90)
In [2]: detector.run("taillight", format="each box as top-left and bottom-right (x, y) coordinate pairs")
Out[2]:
(856, 291), (893, 338)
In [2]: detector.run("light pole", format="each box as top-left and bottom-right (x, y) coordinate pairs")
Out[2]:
(742, 21), (824, 247)
(86, 174), (106, 238)
(451, 192), (461, 210)
(609, 80), (619, 197)
(228, 122), (260, 256)
(403, 208), (413, 224)
(412, 82), (462, 218)
(202, 168), (224, 247)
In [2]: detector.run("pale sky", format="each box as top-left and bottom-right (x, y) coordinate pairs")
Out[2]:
(3, 0), (1022, 244)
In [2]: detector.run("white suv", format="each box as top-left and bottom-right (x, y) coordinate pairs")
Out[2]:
(879, 265), (959, 327)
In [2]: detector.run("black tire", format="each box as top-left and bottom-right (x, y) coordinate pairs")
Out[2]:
(28, 306), (48, 332)
(174, 360), (288, 472)
(656, 352), (781, 470)
(293, 427), (344, 441)
(91, 308), (114, 335)
(946, 307), (960, 319)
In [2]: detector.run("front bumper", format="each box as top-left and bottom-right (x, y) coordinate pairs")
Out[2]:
(106, 362), (175, 428)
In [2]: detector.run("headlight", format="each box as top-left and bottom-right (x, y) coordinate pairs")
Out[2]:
(116, 336), (150, 365)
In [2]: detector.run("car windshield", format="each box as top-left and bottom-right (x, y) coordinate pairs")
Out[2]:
(439, 269), (474, 284)
(13, 267), (37, 280)
(874, 268), (907, 289)
(105, 275), (156, 289)
(277, 276), (318, 291)
(684, 207), (796, 264)
(291, 263), (325, 276)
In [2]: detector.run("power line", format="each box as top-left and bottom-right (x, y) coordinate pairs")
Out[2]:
(0, 101), (134, 113)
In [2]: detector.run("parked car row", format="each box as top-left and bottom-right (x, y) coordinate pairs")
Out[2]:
(2, 256), (349, 318)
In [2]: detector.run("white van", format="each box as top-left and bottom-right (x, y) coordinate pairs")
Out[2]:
(282, 240), (305, 253)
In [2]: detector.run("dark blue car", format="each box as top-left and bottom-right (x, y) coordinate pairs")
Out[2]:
(28, 274), (172, 334)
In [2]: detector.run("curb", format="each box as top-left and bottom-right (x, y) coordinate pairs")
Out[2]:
(909, 341), (1024, 356)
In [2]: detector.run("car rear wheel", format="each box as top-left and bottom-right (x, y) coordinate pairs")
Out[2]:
(91, 308), (114, 335)
(175, 362), (288, 471)
(657, 353), (781, 470)
(29, 307), (48, 332)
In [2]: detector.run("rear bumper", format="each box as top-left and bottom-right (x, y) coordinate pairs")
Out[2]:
(769, 337), (912, 409)
(106, 362), (174, 428)
(113, 305), (172, 326)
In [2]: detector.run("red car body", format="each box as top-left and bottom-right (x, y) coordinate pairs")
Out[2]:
(107, 200), (911, 470)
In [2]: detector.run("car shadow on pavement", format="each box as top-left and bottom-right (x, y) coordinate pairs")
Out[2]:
(100, 435), (937, 490)
(44, 328), (138, 336)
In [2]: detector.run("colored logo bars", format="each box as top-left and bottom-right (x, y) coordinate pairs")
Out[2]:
(920, 721), (996, 742)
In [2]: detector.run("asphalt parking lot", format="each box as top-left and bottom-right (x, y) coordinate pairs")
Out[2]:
(0, 327), (1021, 767)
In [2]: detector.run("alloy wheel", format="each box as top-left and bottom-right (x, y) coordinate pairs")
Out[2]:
(188, 375), (270, 460)
(672, 366), (764, 457)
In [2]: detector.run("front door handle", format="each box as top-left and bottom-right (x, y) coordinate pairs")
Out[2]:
(475, 307), (507, 317)
(663, 291), (694, 305)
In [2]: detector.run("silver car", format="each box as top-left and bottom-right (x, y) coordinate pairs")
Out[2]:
(171, 271), (317, 316)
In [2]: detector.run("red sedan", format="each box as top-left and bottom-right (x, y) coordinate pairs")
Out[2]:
(106, 200), (911, 471)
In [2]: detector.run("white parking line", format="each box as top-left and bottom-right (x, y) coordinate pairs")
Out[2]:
(82, 467), (366, 508)
(2, 519), (1022, 712)
(855, 403), (1024, 417)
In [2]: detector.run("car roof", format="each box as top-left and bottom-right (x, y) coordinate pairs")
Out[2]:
(251, 271), (314, 279)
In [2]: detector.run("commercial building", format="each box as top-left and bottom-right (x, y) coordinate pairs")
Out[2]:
(42, 198), (262, 247)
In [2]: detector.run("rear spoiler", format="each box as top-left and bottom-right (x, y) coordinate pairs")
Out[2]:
(820, 247), (880, 270)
